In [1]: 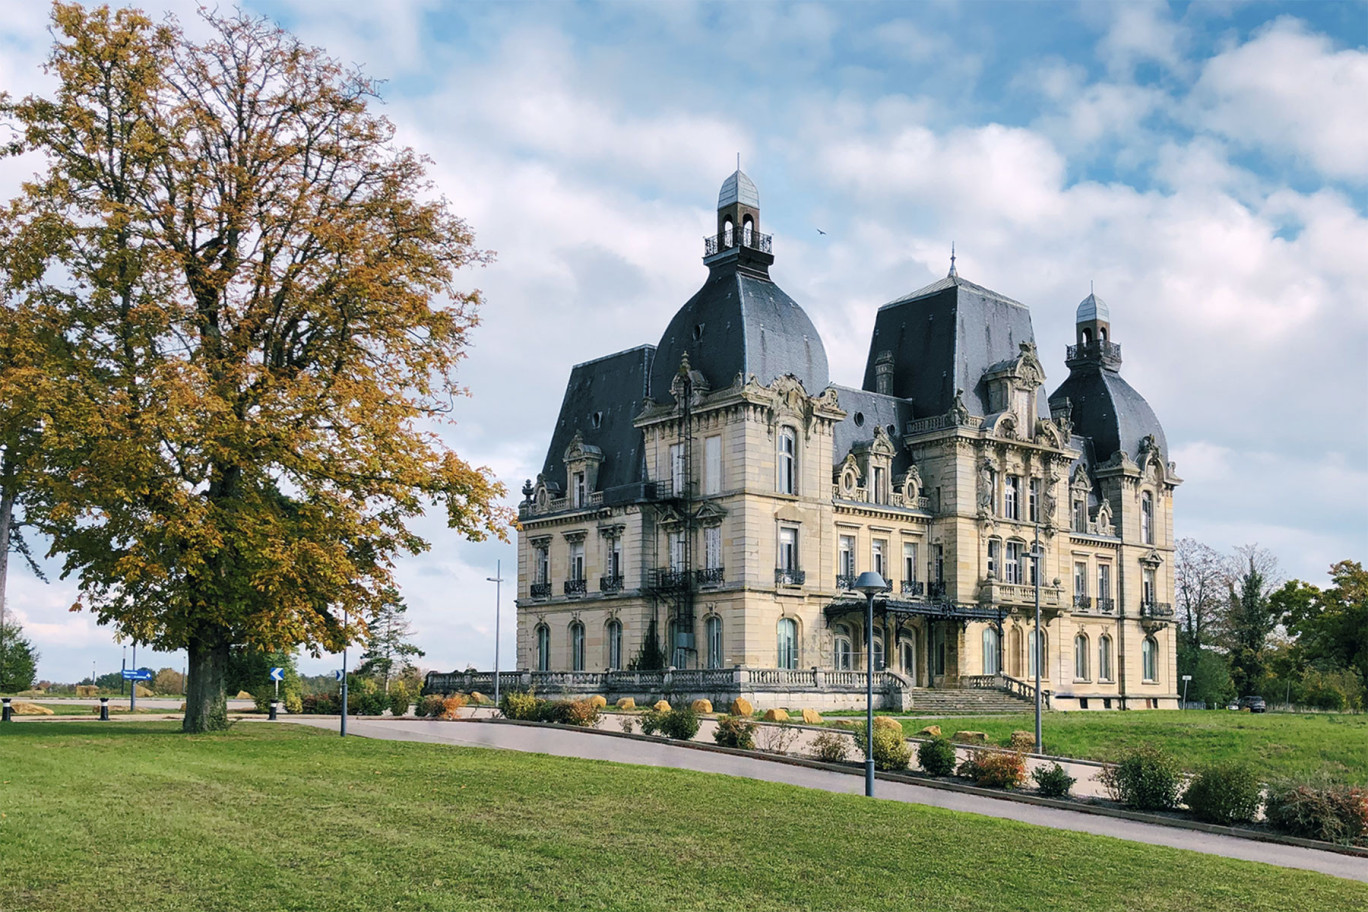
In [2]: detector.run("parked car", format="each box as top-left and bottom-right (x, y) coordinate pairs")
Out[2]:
(1236, 695), (1267, 713)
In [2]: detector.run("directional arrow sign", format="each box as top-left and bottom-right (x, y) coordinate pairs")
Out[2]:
(269, 667), (285, 682)
(122, 669), (154, 681)
(334, 669), (344, 682)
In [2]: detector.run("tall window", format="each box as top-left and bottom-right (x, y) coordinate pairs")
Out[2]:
(930, 626), (946, 677)
(932, 544), (944, 583)
(900, 638), (915, 680)
(1027, 630), (1047, 679)
(668, 530), (686, 572)
(1141, 491), (1154, 544)
(1098, 635), (1113, 681)
(1073, 498), (1087, 532)
(1074, 562), (1087, 598)
(570, 622), (585, 672)
(903, 542), (918, 584)
(535, 545), (550, 584)
(1027, 541), (1039, 586)
(987, 539), (1001, 578)
(569, 541), (585, 581)
(669, 619), (689, 669)
(1004, 475), (1020, 520)
(1143, 567), (1157, 605)
(572, 471), (586, 507)
(1098, 564), (1111, 601)
(1142, 636), (1158, 681)
(704, 435), (722, 495)
(777, 428), (797, 494)
(778, 527), (798, 572)
(1028, 478), (1041, 523)
(706, 616), (723, 669)
(982, 627), (1001, 675)
(873, 634), (885, 672)
(834, 624), (853, 671)
(723, 218), (733, 246)
(872, 465), (887, 504)
(871, 539), (886, 579)
(742, 216), (753, 246)
(1005, 541), (1024, 584)
(669, 443), (686, 495)
(1074, 634), (1089, 680)
(704, 526), (722, 571)
(777, 618), (798, 669)
(839, 535), (855, 579)
(606, 619), (622, 670)
(607, 538), (622, 581)
(536, 625), (550, 672)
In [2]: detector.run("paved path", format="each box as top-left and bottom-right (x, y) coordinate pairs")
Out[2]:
(287, 717), (1367, 884)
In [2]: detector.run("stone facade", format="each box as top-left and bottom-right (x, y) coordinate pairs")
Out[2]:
(511, 171), (1180, 711)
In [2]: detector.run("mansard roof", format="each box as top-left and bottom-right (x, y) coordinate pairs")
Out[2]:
(541, 345), (654, 495)
(1050, 366), (1167, 465)
(830, 386), (917, 478)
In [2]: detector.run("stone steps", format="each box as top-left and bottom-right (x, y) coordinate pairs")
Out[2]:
(903, 689), (1034, 715)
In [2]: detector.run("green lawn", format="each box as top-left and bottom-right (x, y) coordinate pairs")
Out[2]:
(1, 722), (1364, 912)
(888, 711), (1368, 781)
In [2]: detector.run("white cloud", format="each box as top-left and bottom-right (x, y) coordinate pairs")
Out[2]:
(1096, 1), (1189, 78)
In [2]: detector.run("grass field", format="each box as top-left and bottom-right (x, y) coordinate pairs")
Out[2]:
(884, 711), (1368, 782)
(1, 722), (1364, 912)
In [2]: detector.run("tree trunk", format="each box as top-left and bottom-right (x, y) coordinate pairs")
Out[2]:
(0, 455), (14, 656)
(184, 632), (231, 732)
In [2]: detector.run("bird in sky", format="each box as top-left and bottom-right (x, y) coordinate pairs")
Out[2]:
(816, 228), (826, 235)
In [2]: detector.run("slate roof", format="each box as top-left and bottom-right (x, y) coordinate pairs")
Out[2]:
(541, 345), (655, 495)
(650, 265), (829, 402)
(830, 386), (917, 477)
(1049, 364), (1167, 463)
(718, 169), (760, 208)
(861, 274), (1048, 420)
(1076, 292), (1109, 323)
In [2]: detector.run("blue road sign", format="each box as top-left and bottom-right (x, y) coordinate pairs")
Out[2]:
(269, 667), (285, 682)
(334, 669), (344, 682)
(122, 669), (154, 681)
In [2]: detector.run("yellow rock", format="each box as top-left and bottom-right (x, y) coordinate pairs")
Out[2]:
(729, 697), (754, 717)
(653, 700), (672, 712)
(1009, 730), (1036, 752)
(11, 701), (54, 716)
(762, 708), (789, 722)
(469, 691), (490, 705)
(134, 685), (154, 698)
(801, 708), (823, 724)
(953, 730), (989, 744)
(235, 691), (254, 700)
(690, 699), (713, 714)
(616, 697), (636, 710)
(74, 685), (98, 697)
(874, 716), (903, 732)
(588, 695), (608, 709)
(916, 725), (942, 737)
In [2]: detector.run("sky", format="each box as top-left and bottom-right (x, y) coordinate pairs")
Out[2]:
(1, 0), (1365, 685)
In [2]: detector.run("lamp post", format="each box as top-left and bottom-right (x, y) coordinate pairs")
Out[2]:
(487, 561), (505, 708)
(340, 605), (349, 738)
(853, 570), (887, 799)
(1032, 524), (1042, 754)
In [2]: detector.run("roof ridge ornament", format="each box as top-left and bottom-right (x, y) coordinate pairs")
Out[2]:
(949, 242), (958, 278)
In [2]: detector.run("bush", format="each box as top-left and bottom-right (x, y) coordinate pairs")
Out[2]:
(1265, 782), (1368, 843)
(499, 690), (539, 721)
(713, 715), (757, 750)
(853, 726), (911, 772)
(1101, 745), (1182, 811)
(346, 677), (388, 716)
(418, 693), (446, 718)
(301, 692), (340, 714)
(1182, 761), (1262, 825)
(659, 707), (700, 741)
(440, 693), (467, 720)
(965, 750), (1027, 789)
(812, 730), (849, 763)
(387, 682), (412, 717)
(639, 708), (663, 736)
(917, 737), (957, 776)
(1032, 763), (1076, 798)
(758, 722), (799, 755)
(563, 699), (601, 728)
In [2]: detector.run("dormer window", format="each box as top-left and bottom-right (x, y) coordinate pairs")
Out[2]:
(872, 465), (887, 504)
(572, 472), (586, 507)
(777, 427), (797, 494)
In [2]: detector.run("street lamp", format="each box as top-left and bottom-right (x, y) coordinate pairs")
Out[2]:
(853, 570), (887, 799)
(487, 561), (505, 709)
(1032, 525), (1043, 754)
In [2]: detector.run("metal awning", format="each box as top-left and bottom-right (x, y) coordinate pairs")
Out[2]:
(824, 597), (1008, 625)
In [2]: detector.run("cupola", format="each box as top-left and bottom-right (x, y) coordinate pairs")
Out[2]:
(705, 166), (773, 276)
(1067, 290), (1122, 371)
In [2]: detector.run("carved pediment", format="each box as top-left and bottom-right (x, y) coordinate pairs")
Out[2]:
(835, 452), (860, 498)
(871, 424), (897, 457)
(1139, 548), (1163, 568)
(695, 501), (727, 525)
(563, 430), (603, 465)
(897, 464), (922, 502)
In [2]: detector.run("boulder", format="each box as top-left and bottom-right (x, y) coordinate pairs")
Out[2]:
(762, 708), (789, 722)
(916, 725), (942, 738)
(653, 700), (672, 712)
(74, 685), (98, 697)
(235, 691), (254, 700)
(615, 697), (636, 710)
(588, 695), (608, 709)
(134, 685), (154, 698)
(874, 716), (903, 733)
(952, 730), (989, 744)
(690, 699), (713, 714)
(469, 691), (490, 705)
(179, 703), (186, 711)
(801, 708), (823, 725)
(729, 697), (754, 717)
(11, 701), (54, 716)
(1009, 730), (1036, 752)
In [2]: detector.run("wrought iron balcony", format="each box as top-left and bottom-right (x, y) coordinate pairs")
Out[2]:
(1096, 597), (1115, 614)
(927, 581), (948, 600)
(704, 229), (772, 257)
(901, 580), (924, 597)
(836, 573), (856, 591)
(563, 579), (587, 598)
(599, 575), (624, 594)
(696, 567), (725, 586)
(530, 582), (551, 600)
(1140, 600), (1174, 618)
(650, 568), (690, 590)
(775, 568), (806, 587)
(1073, 595), (1093, 612)
(1066, 340), (1123, 363)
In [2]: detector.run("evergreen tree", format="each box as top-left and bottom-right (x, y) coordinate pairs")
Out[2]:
(1219, 545), (1282, 697)
(0, 617), (39, 693)
(357, 588), (424, 692)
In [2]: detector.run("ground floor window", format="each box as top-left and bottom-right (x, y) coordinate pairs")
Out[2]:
(570, 621), (585, 672)
(706, 616), (723, 669)
(1027, 629), (1047, 680)
(833, 624), (853, 671)
(778, 618), (798, 669)
(536, 624), (550, 672)
(606, 619), (622, 670)
(900, 638), (916, 683)
(982, 626), (1000, 675)
(1142, 636), (1159, 681)
(1099, 634), (1113, 681)
(1074, 633), (1089, 681)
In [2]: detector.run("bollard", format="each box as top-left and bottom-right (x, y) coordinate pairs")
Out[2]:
(99, 696), (110, 721)
(268, 701), (279, 721)
(1, 697), (12, 723)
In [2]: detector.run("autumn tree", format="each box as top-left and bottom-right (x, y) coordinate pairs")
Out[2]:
(1272, 561), (1368, 706)
(0, 5), (510, 731)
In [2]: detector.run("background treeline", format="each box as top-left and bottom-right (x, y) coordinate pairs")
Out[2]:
(1176, 541), (1365, 711)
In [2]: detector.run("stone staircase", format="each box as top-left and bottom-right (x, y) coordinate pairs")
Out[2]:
(903, 687), (1034, 716)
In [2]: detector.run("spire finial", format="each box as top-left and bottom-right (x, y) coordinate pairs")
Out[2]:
(1090, 279), (1094, 296)
(737, 152), (741, 172)
(948, 242), (958, 278)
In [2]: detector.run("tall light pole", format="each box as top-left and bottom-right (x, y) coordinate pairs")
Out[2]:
(488, 561), (505, 708)
(854, 570), (887, 799)
(1032, 524), (1042, 754)
(340, 605), (349, 738)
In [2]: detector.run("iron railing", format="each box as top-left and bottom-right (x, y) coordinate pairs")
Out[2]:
(530, 582), (551, 600)
(1140, 600), (1174, 618)
(901, 580), (924, 596)
(704, 229), (773, 257)
(1096, 597), (1115, 614)
(696, 567), (725, 586)
(775, 568), (806, 587)
(563, 579), (586, 598)
(836, 573), (856, 591)
(599, 575), (623, 594)
(1066, 340), (1123, 362)
(1073, 595), (1092, 612)
(651, 568), (689, 590)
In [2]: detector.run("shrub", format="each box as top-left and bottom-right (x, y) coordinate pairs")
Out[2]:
(1265, 782), (1368, 843)
(812, 730), (849, 763)
(853, 726), (911, 772)
(387, 682), (412, 717)
(659, 707), (700, 741)
(1182, 761), (1262, 825)
(1032, 763), (1076, 798)
(1101, 745), (1182, 811)
(966, 750), (1027, 790)
(440, 693), (467, 720)
(639, 708), (663, 736)
(713, 715), (757, 750)
(563, 699), (601, 728)
(301, 692), (340, 714)
(758, 722), (798, 755)
(419, 693), (446, 718)
(917, 737), (957, 776)
(1008, 730), (1036, 753)
(499, 690), (539, 721)
(619, 715), (636, 734)
(346, 677), (388, 716)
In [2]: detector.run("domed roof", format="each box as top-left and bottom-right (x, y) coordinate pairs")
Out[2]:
(1076, 292), (1109, 323)
(718, 169), (759, 209)
(1049, 368), (1167, 463)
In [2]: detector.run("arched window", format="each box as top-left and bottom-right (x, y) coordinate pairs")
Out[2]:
(777, 427), (797, 494)
(606, 619), (622, 671)
(570, 621), (585, 672)
(1100, 327), (1108, 342)
(536, 624), (550, 672)
(706, 616), (723, 669)
(1141, 491), (1154, 544)
(1074, 634), (1089, 681)
(1098, 634), (1113, 682)
(900, 637), (916, 682)
(742, 215), (753, 246)
(1142, 636), (1158, 681)
(1082, 328), (1093, 344)
(1027, 630), (1048, 680)
(1009, 627), (1023, 678)
(833, 624), (853, 671)
(723, 218), (734, 247)
(777, 618), (798, 670)
(872, 633), (885, 672)
(982, 626), (1001, 675)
